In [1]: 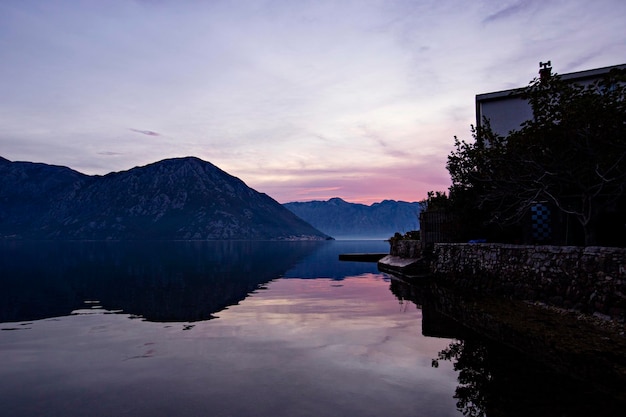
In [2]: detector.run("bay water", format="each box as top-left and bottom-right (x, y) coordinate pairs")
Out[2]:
(0, 240), (458, 417)
(0, 240), (621, 416)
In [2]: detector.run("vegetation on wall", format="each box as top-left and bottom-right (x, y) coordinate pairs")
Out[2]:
(389, 230), (420, 242)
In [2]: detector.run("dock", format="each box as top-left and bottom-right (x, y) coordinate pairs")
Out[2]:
(338, 253), (387, 262)
(377, 255), (431, 279)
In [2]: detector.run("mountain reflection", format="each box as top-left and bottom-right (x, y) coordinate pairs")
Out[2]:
(0, 240), (323, 323)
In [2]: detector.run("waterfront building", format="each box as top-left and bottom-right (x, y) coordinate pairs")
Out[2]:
(475, 62), (626, 137)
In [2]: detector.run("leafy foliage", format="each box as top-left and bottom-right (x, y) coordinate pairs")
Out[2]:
(447, 68), (626, 245)
(419, 190), (452, 212)
(432, 340), (491, 417)
(389, 230), (420, 242)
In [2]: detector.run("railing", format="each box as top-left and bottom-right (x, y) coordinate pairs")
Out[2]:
(419, 211), (459, 249)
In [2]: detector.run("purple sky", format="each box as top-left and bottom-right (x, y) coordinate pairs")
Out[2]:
(1, 0), (625, 204)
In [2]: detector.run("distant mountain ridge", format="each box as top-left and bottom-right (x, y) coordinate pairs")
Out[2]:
(0, 156), (330, 240)
(283, 197), (421, 239)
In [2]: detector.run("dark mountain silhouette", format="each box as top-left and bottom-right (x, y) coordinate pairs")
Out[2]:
(283, 197), (421, 239)
(0, 156), (330, 240)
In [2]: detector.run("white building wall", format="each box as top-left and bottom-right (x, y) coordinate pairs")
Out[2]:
(476, 95), (533, 137)
(475, 63), (626, 138)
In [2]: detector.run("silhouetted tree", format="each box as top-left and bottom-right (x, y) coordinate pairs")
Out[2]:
(447, 68), (626, 245)
(433, 339), (491, 417)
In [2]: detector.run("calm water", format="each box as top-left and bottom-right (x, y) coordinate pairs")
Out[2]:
(0, 240), (622, 416)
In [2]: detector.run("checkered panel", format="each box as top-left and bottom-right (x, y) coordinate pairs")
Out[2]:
(531, 203), (552, 242)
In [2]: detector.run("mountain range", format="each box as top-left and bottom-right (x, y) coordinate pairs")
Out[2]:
(0, 156), (330, 240)
(283, 197), (421, 239)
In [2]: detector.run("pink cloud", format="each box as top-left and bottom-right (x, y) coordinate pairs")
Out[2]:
(249, 162), (451, 205)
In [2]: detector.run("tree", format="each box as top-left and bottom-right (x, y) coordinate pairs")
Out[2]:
(419, 190), (452, 212)
(447, 68), (626, 246)
(432, 339), (491, 417)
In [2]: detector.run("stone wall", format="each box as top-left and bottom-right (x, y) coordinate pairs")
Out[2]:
(431, 243), (626, 322)
(389, 239), (421, 258)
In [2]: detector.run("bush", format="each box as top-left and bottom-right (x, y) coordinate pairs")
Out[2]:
(389, 230), (420, 242)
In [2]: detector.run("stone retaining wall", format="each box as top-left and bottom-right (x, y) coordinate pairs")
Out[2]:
(389, 239), (421, 258)
(431, 243), (626, 322)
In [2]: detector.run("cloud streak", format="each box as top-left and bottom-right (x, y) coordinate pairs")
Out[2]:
(483, 1), (534, 24)
(129, 129), (160, 136)
(97, 151), (123, 156)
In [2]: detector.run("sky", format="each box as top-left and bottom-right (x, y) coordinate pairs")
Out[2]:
(1, 0), (625, 204)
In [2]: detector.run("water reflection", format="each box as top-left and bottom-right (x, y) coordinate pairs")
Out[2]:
(0, 243), (459, 417)
(433, 336), (626, 417)
(390, 277), (626, 416)
(4, 239), (622, 416)
(283, 240), (387, 279)
(0, 240), (390, 323)
(0, 240), (326, 323)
